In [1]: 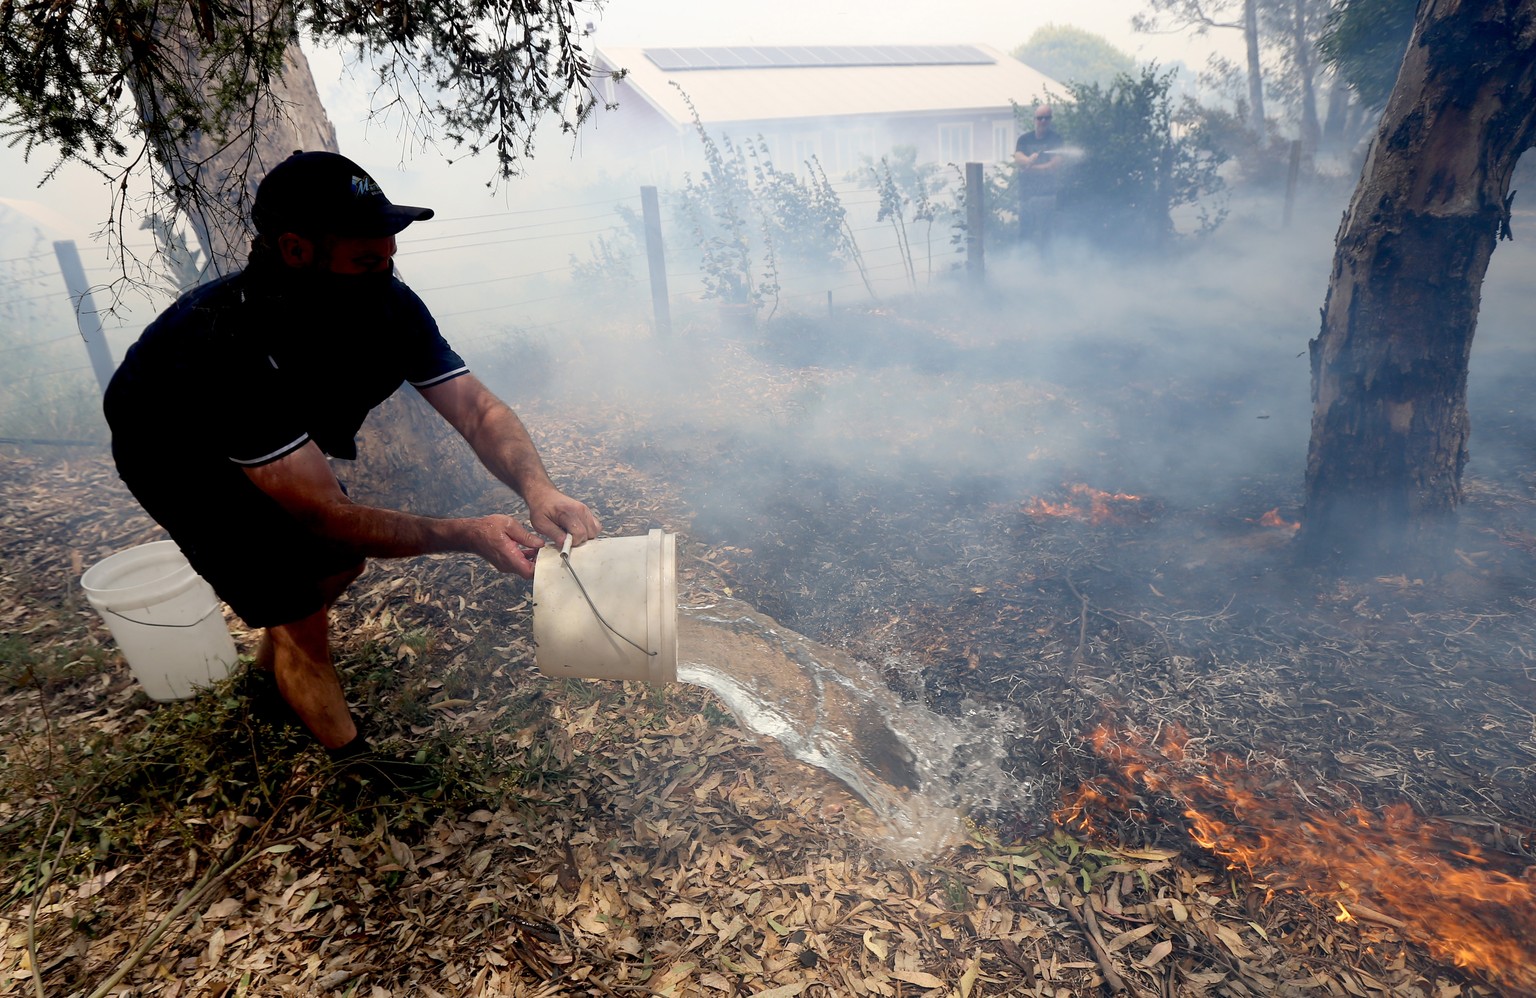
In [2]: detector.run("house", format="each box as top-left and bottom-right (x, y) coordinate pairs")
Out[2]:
(585, 43), (1061, 179)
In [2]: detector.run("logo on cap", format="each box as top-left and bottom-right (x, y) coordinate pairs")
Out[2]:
(351, 175), (384, 198)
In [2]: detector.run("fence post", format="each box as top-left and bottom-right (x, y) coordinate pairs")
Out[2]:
(965, 163), (985, 287)
(640, 186), (672, 337)
(53, 240), (114, 393)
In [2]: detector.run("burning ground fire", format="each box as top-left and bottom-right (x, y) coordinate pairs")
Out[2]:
(1252, 507), (1301, 531)
(1055, 723), (1536, 991)
(1022, 486), (1300, 534)
(1023, 484), (1144, 525)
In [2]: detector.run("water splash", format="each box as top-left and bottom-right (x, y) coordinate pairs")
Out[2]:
(678, 600), (1036, 859)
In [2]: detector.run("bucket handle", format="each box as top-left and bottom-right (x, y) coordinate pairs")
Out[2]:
(559, 542), (657, 659)
(102, 603), (223, 629)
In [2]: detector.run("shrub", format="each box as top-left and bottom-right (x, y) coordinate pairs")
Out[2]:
(1047, 65), (1229, 250)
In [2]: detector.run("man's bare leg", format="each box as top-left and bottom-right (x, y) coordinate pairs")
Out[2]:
(252, 562), (359, 678)
(264, 563), (364, 750)
(253, 631), (275, 673)
(267, 607), (356, 749)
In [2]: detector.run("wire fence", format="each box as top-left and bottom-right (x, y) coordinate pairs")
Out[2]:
(0, 173), (974, 441)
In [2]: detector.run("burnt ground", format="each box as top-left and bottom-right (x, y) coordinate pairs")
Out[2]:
(4, 227), (1536, 996)
(585, 294), (1536, 843)
(520, 253), (1536, 985)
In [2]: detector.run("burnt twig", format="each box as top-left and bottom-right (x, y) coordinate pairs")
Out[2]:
(1062, 889), (1129, 994)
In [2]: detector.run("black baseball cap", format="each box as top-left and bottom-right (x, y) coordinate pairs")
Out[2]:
(252, 151), (435, 238)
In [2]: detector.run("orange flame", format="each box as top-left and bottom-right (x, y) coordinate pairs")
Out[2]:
(1060, 723), (1536, 989)
(1024, 484), (1143, 525)
(1252, 508), (1301, 530)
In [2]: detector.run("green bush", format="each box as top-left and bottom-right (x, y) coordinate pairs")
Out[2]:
(1046, 65), (1229, 250)
(672, 87), (873, 315)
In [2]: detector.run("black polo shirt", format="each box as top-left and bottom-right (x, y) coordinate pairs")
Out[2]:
(1016, 127), (1064, 196)
(106, 259), (467, 474)
(102, 258), (469, 626)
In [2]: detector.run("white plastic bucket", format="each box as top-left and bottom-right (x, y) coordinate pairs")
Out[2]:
(533, 529), (677, 684)
(80, 541), (238, 701)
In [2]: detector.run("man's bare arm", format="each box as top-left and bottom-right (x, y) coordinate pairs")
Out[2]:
(420, 373), (601, 545)
(244, 441), (544, 577)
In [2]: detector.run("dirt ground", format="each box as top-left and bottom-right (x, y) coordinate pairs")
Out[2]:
(4, 283), (1536, 996)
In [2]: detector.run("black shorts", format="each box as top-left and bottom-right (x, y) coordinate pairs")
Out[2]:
(113, 450), (364, 628)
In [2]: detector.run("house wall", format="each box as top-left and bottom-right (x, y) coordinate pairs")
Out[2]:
(586, 70), (1019, 181)
(747, 112), (1019, 176)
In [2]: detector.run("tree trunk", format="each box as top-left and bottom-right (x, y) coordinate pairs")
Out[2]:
(1293, 0), (1321, 154)
(1299, 0), (1536, 575)
(349, 389), (496, 514)
(124, 1), (338, 277)
(1321, 74), (1350, 150)
(1243, 0), (1267, 135)
(125, 4), (492, 514)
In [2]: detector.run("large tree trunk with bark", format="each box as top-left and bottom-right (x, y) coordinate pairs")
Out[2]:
(1243, 0), (1267, 135)
(1293, 0), (1321, 153)
(123, 1), (338, 277)
(126, 4), (492, 514)
(1299, 0), (1536, 574)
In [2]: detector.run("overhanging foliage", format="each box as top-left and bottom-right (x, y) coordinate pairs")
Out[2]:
(1317, 0), (1418, 111)
(0, 0), (606, 179)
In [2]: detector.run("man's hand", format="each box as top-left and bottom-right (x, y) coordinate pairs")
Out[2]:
(422, 374), (602, 548)
(465, 489), (600, 579)
(466, 514), (546, 579)
(523, 484), (602, 549)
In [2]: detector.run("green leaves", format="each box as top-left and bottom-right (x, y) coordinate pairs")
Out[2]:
(1049, 64), (1229, 250)
(1, 0), (600, 181)
(1318, 0), (1416, 111)
(1012, 24), (1138, 90)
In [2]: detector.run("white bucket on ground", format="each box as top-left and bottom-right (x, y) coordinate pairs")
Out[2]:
(80, 541), (238, 701)
(533, 529), (677, 684)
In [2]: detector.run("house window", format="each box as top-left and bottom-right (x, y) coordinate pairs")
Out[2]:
(834, 128), (876, 174)
(994, 121), (1016, 162)
(938, 123), (973, 164)
(759, 134), (783, 169)
(792, 134), (821, 172)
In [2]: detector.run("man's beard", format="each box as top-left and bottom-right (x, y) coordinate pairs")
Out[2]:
(290, 264), (396, 302)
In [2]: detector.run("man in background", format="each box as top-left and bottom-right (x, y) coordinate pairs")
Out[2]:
(1014, 104), (1065, 248)
(104, 151), (601, 777)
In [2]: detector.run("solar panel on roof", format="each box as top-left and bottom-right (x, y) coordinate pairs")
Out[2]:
(643, 44), (995, 71)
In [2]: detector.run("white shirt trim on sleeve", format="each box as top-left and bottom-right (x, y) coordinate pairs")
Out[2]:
(410, 366), (469, 389)
(230, 433), (310, 467)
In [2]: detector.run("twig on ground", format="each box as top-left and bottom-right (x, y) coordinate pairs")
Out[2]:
(1062, 890), (1129, 994)
(24, 668), (72, 998)
(1065, 575), (1091, 676)
(75, 822), (268, 998)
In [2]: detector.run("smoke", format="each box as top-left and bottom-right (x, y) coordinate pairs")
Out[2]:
(474, 186), (1330, 510)
(442, 172), (1536, 646)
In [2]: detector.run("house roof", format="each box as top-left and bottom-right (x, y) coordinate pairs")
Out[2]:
(593, 44), (1060, 129)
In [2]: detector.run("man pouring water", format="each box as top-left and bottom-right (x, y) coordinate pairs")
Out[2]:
(104, 151), (601, 779)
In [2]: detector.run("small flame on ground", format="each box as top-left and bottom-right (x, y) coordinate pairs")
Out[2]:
(1024, 484), (1143, 525)
(1058, 723), (1536, 990)
(1252, 508), (1301, 530)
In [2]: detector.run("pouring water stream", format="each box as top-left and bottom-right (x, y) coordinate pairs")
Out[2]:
(676, 599), (1037, 858)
